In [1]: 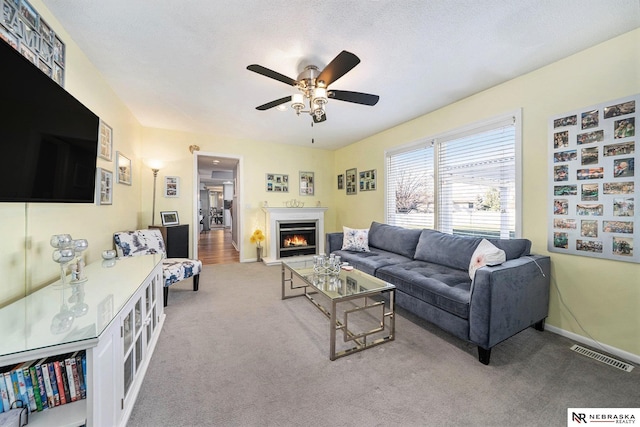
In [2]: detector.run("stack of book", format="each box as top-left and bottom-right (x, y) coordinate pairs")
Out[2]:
(0, 350), (87, 414)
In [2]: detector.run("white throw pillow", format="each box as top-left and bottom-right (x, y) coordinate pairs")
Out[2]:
(469, 239), (506, 280)
(341, 226), (370, 252)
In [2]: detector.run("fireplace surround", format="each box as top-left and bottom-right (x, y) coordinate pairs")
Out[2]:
(262, 207), (327, 265)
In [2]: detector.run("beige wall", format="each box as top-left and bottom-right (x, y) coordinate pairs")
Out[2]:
(331, 29), (640, 358)
(139, 128), (336, 261)
(0, 1), (144, 305)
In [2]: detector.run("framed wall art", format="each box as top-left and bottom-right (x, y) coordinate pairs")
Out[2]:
(160, 211), (180, 226)
(96, 167), (113, 205)
(266, 173), (288, 192)
(299, 171), (314, 196)
(116, 151), (132, 185)
(359, 169), (377, 191)
(337, 174), (344, 190)
(0, 0), (66, 86)
(99, 120), (113, 161)
(346, 168), (357, 195)
(548, 94), (638, 263)
(164, 176), (180, 197)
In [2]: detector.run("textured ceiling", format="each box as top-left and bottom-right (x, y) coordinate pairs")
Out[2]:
(42, 0), (640, 151)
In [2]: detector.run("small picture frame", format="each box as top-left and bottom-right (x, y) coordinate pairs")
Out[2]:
(160, 211), (180, 226)
(266, 173), (289, 192)
(96, 167), (113, 205)
(346, 168), (357, 195)
(164, 176), (180, 197)
(116, 151), (132, 185)
(299, 171), (314, 196)
(337, 174), (344, 190)
(53, 35), (65, 67)
(359, 169), (377, 191)
(99, 120), (113, 161)
(19, 0), (39, 30)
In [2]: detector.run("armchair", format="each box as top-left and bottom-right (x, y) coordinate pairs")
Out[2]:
(114, 229), (202, 306)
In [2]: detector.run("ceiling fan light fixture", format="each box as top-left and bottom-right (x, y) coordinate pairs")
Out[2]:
(312, 87), (327, 108)
(291, 93), (305, 114)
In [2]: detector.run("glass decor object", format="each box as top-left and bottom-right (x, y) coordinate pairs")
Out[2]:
(51, 234), (89, 285)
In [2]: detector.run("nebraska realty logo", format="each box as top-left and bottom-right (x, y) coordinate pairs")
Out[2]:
(568, 408), (638, 424)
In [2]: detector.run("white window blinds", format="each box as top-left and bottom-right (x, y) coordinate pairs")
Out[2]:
(437, 120), (516, 238)
(385, 113), (520, 238)
(385, 143), (434, 229)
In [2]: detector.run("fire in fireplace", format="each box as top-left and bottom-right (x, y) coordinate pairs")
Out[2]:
(283, 234), (308, 247)
(277, 220), (318, 258)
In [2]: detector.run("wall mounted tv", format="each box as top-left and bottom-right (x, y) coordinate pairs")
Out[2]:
(0, 39), (99, 203)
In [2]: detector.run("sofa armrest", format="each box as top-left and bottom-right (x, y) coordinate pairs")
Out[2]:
(469, 255), (550, 349)
(325, 232), (344, 255)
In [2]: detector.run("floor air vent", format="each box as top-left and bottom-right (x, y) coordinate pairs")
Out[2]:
(570, 344), (634, 372)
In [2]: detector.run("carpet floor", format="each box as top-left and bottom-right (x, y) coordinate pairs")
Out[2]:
(127, 263), (639, 427)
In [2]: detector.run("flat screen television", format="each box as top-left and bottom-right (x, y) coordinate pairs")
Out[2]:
(0, 39), (99, 203)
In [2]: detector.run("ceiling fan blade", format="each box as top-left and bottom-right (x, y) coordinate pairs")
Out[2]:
(313, 112), (327, 123)
(316, 51), (360, 87)
(247, 64), (297, 86)
(256, 96), (292, 111)
(328, 90), (380, 106)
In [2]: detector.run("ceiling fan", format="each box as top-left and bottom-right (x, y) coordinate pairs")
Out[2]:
(247, 50), (379, 124)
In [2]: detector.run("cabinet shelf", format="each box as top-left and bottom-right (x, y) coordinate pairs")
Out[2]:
(29, 400), (85, 427)
(0, 256), (165, 427)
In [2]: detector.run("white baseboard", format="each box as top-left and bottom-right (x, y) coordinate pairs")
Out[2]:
(545, 324), (640, 366)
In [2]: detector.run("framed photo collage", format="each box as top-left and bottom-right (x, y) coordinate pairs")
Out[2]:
(548, 94), (638, 263)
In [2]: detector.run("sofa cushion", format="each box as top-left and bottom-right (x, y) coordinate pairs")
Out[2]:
(331, 248), (412, 276)
(377, 261), (472, 319)
(367, 221), (423, 259)
(469, 239), (506, 279)
(414, 229), (482, 271)
(341, 226), (370, 252)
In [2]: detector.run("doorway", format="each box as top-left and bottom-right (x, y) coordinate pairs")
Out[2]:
(193, 153), (241, 264)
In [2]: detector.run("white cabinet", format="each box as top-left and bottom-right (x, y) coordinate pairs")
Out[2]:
(118, 274), (161, 425)
(0, 255), (164, 427)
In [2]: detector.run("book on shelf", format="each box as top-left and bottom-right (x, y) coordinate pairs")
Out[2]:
(27, 363), (43, 412)
(75, 352), (86, 400)
(0, 370), (8, 413)
(53, 358), (68, 405)
(2, 368), (17, 411)
(14, 363), (32, 412)
(34, 360), (49, 411)
(45, 360), (61, 406)
(40, 361), (56, 408)
(19, 360), (38, 412)
(64, 354), (78, 402)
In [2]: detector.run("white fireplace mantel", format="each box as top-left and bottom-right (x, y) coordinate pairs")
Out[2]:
(262, 207), (327, 265)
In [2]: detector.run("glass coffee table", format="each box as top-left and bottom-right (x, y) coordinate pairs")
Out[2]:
(282, 258), (396, 360)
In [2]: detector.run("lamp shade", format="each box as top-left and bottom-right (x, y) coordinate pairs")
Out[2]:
(291, 93), (304, 108)
(147, 159), (164, 170)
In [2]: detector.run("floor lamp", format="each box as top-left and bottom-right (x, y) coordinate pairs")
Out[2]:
(151, 168), (159, 226)
(147, 160), (164, 226)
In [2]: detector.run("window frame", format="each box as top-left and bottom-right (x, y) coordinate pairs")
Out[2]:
(385, 109), (523, 238)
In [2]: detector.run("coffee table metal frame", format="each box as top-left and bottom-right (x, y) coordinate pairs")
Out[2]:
(281, 259), (395, 360)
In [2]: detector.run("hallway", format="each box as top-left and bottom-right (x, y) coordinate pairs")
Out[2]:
(198, 228), (239, 264)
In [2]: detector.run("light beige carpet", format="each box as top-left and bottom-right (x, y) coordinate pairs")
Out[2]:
(127, 262), (639, 427)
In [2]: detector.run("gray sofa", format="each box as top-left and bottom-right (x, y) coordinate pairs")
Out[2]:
(326, 221), (551, 365)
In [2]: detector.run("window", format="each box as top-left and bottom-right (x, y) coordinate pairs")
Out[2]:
(386, 112), (521, 239)
(386, 143), (434, 229)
